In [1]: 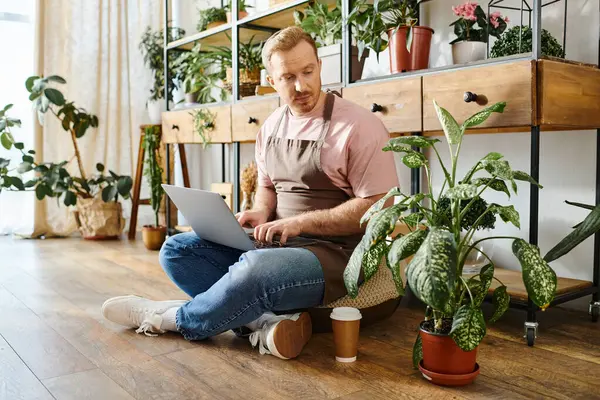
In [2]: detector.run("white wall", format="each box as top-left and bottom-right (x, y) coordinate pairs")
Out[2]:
(175, 0), (599, 309)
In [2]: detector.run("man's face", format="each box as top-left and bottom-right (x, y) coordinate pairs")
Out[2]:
(266, 40), (322, 116)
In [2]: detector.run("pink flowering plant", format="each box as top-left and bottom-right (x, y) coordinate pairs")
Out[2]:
(450, 1), (509, 44)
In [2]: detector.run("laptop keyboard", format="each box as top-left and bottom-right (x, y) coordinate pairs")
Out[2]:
(251, 238), (283, 248)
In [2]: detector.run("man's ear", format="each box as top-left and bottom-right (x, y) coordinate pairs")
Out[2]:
(266, 74), (274, 87)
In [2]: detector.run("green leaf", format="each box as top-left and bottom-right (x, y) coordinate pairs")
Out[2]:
(344, 238), (369, 297)
(2, 104), (13, 113)
(445, 184), (478, 200)
(406, 228), (457, 311)
(512, 170), (543, 188)
(412, 334), (423, 370)
(14, 142), (24, 150)
(34, 165), (48, 173)
(363, 240), (387, 281)
(102, 185), (118, 202)
(462, 152), (504, 183)
(385, 254), (405, 296)
(17, 162), (33, 174)
(471, 263), (494, 305)
(2, 176), (11, 188)
(96, 163), (105, 172)
(35, 184), (48, 200)
(25, 76), (38, 92)
(117, 176), (133, 196)
(544, 203), (600, 263)
(490, 204), (520, 229)
(462, 102), (506, 129)
(450, 305), (486, 352)
(472, 177), (510, 198)
(22, 155), (34, 163)
(28, 150), (36, 155)
(433, 100), (462, 145)
(483, 159), (513, 180)
(360, 187), (402, 226)
(402, 151), (426, 169)
(46, 75), (67, 84)
(0, 158), (9, 168)
(513, 239), (557, 310)
(63, 191), (77, 206)
(44, 88), (65, 106)
(489, 285), (510, 323)
(1, 132), (13, 150)
(386, 136), (440, 149)
(11, 177), (24, 190)
(388, 229), (428, 267)
(24, 179), (36, 188)
(402, 212), (423, 229)
(565, 200), (594, 211)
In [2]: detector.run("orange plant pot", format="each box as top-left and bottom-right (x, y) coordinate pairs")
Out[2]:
(387, 26), (434, 74)
(419, 321), (478, 376)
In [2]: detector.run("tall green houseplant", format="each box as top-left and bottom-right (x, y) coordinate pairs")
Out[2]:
(143, 125), (164, 228)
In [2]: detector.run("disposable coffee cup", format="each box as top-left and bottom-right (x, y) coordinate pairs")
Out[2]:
(330, 307), (362, 362)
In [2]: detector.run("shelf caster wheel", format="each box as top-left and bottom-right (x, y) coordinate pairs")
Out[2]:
(524, 322), (538, 347)
(589, 301), (600, 323)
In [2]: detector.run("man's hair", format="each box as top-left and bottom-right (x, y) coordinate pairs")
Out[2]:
(261, 26), (318, 73)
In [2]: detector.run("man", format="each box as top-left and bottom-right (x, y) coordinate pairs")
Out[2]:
(102, 26), (399, 359)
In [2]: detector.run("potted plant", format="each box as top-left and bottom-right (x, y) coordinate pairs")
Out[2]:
(225, 0), (252, 22)
(0, 76), (132, 239)
(450, 1), (508, 64)
(197, 7), (227, 32)
(172, 44), (226, 104)
(343, 99), (566, 385)
(190, 108), (216, 148)
(139, 25), (186, 123)
(491, 25), (565, 59)
(348, 0), (433, 74)
(141, 125), (166, 250)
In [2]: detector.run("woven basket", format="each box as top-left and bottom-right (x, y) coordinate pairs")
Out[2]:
(318, 258), (403, 309)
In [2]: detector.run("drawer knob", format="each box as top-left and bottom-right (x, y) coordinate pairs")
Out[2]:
(248, 117), (257, 124)
(463, 91), (478, 103)
(204, 121), (214, 129)
(371, 103), (384, 113)
(171, 124), (179, 131)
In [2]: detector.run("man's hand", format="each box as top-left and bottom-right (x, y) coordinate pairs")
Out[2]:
(235, 209), (269, 229)
(253, 217), (302, 245)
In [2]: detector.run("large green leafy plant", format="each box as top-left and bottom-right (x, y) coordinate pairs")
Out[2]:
(294, 0), (343, 48)
(143, 125), (164, 227)
(172, 44), (226, 104)
(343, 99), (564, 360)
(491, 25), (565, 59)
(0, 75), (131, 206)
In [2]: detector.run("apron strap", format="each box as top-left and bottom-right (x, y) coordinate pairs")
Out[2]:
(269, 105), (289, 139)
(317, 92), (335, 145)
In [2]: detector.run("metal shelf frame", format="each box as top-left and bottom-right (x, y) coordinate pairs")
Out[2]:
(161, 0), (600, 345)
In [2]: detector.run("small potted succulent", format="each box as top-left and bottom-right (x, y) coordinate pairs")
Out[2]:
(141, 125), (166, 250)
(197, 7), (227, 32)
(343, 99), (570, 385)
(450, 1), (508, 64)
(491, 25), (565, 59)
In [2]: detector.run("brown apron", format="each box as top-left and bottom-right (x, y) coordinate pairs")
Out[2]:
(264, 92), (363, 305)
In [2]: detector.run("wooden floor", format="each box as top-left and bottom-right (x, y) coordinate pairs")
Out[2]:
(1, 236), (599, 400)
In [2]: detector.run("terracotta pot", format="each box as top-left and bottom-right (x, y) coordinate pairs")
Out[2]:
(142, 225), (167, 250)
(226, 11), (248, 23)
(184, 92), (198, 104)
(387, 26), (434, 74)
(206, 20), (226, 30)
(420, 321), (478, 378)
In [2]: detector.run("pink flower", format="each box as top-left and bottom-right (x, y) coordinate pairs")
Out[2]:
(490, 16), (500, 28)
(452, 5), (461, 16)
(491, 11), (502, 18)
(504, 16), (510, 23)
(465, 10), (477, 21)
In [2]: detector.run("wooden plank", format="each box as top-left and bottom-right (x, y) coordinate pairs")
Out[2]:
(423, 60), (534, 131)
(538, 60), (600, 128)
(0, 286), (97, 381)
(231, 97), (279, 142)
(0, 334), (54, 400)
(342, 77), (422, 134)
(43, 369), (135, 400)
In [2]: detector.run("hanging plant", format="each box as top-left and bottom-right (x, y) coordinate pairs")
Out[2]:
(190, 108), (215, 148)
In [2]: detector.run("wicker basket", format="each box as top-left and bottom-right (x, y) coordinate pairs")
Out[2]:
(74, 196), (125, 239)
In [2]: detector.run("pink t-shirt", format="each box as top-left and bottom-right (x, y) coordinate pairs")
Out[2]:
(255, 95), (400, 198)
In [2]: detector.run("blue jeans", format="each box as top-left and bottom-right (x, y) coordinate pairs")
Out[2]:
(159, 232), (325, 341)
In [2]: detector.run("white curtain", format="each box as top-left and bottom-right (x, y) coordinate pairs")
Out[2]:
(32, 0), (165, 237)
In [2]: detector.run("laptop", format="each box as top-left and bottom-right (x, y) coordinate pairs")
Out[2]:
(161, 184), (277, 251)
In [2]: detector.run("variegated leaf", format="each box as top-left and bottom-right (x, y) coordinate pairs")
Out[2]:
(382, 143), (411, 153)
(388, 229), (428, 268)
(386, 251), (405, 296)
(450, 305), (486, 352)
(433, 100), (462, 145)
(364, 204), (406, 246)
(512, 239), (557, 310)
(511, 178), (518, 194)
(343, 238), (370, 297)
(363, 240), (387, 281)
(406, 228), (457, 311)
(472, 177), (510, 198)
(489, 285), (510, 323)
(402, 151), (427, 168)
(462, 152), (505, 183)
(512, 170), (543, 188)
(445, 184), (478, 200)
(475, 263), (493, 305)
(483, 159), (513, 180)
(412, 334), (423, 370)
(360, 187), (403, 226)
(386, 136), (440, 149)
(462, 102), (507, 129)
(490, 204), (520, 229)
(401, 212), (423, 229)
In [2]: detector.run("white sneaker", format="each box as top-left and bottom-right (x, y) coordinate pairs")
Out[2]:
(248, 312), (312, 359)
(101, 295), (187, 337)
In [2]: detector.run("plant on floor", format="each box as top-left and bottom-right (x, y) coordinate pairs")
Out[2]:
(139, 25), (186, 104)
(450, 2), (508, 44)
(141, 125), (167, 249)
(197, 7), (227, 32)
(342, 98), (576, 381)
(294, 0), (342, 48)
(190, 108), (215, 148)
(490, 25), (565, 59)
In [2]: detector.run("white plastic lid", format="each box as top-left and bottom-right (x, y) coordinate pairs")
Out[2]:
(330, 307), (362, 321)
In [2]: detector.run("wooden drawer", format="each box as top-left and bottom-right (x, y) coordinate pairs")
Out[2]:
(538, 60), (600, 128)
(423, 60), (534, 131)
(232, 97), (280, 142)
(342, 77), (422, 133)
(162, 104), (232, 144)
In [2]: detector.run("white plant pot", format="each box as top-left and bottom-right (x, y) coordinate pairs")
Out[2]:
(452, 41), (487, 65)
(318, 44), (342, 86)
(147, 100), (165, 125)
